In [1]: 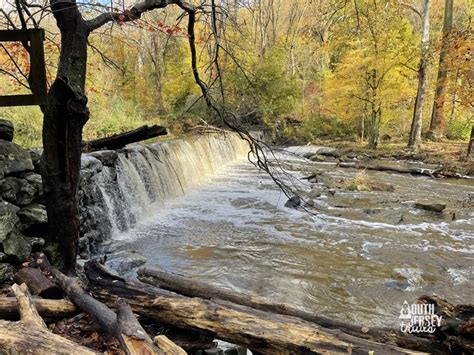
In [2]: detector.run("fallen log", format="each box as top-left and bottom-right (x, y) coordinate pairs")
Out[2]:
(31, 253), (164, 354)
(0, 297), (78, 320)
(417, 295), (474, 354)
(337, 162), (472, 179)
(13, 267), (62, 299)
(138, 268), (446, 354)
(153, 335), (187, 355)
(0, 283), (96, 354)
(86, 260), (426, 355)
(82, 124), (167, 152)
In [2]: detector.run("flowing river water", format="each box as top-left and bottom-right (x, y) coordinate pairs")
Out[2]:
(92, 136), (473, 328)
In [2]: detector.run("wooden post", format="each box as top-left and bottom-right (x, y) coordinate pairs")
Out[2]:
(0, 29), (47, 107)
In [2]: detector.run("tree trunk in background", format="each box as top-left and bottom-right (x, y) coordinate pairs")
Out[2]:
(429, 0), (453, 138)
(42, 1), (89, 274)
(408, 0), (431, 149)
(468, 126), (474, 157)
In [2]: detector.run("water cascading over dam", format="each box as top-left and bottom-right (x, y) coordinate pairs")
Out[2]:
(78, 133), (249, 257)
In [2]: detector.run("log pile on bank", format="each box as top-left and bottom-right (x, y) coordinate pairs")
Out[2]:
(1, 253), (471, 354)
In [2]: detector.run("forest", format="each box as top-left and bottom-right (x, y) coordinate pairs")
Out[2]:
(0, 0), (473, 354)
(1, 0), (472, 148)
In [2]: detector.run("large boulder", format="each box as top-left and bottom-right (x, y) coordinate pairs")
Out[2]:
(21, 172), (43, 197)
(314, 147), (340, 158)
(80, 155), (103, 181)
(0, 140), (34, 178)
(0, 200), (19, 242)
(17, 203), (47, 228)
(2, 230), (32, 262)
(0, 119), (14, 142)
(414, 202), (446, 213)
(0, 177), (37, 206)
(88, 150), (118, 167)
(104, 251), (147, 275)
(29, 149), (43, 173)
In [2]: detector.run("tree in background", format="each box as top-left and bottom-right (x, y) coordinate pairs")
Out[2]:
(428, 0), (453, 138)
(408, 0), (431, 149)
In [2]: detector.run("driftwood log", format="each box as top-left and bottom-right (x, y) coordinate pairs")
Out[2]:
(31, 253), (180, 355)
(138, 268), (447, 354)
(13, 267), (62, 299)
(0, 296), (78, 320)
(0, 283), (96, 354)
(417, 295), (473, 354)
(337, 162), (472, 179)
(153, 335), (187, 355)
(86, 260), (427, 355)
(82, 125), (167, 152)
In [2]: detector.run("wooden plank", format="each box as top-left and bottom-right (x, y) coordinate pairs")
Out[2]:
(0, 95), (38, 106)
(0, 29), (47, 107)
(28, 29), (47, 105)
(0, 30), (32, 42)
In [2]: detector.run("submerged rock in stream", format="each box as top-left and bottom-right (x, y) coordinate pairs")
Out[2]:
(414, 202), (447, 213)
(104, 251), (147, 275)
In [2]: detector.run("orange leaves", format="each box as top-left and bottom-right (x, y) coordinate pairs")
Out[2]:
(155, 19), (184, 36)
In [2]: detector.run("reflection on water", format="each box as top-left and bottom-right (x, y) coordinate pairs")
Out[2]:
(109, 151), (474, 327)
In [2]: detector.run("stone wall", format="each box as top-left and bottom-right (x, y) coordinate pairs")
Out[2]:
(0, 119), (46, 282)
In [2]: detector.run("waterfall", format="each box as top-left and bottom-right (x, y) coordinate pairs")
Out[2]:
(78, 133), (248, 257)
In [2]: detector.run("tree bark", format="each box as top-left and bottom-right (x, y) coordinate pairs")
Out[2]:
(85, 260), (431, 355)
(429, 0), (453, 138)
(42, 0), (90, 274)
(408, 0), (431, 149)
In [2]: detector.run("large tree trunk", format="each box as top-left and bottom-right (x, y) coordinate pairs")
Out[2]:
(428, 0), (453, 138)
(408, 0), (431, 149)
(42, 1), (90, 274)
(82, 124), (167, 152)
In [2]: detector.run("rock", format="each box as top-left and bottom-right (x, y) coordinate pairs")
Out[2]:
(0, 263), (15, 283)
(315, 147), (340, 158)
(0, 177), (37, 206)
(21, 172), (43, 196)
(308, 190), (322, 199)
(0, 200), (19, 242)
(80, 155), (103, 180)
(3, 231), (32, 262)
(0, 119), (14, 141)
(88, 150), (118, 167)
(308, 154), (327, 162)
(17, 203), (47, 227)
(29, 149), (43, 173)
(414, 202), (446, 213)
(104, 251), (147, 275)
(284, 196), (301, 209)
(0, 140), (34, 178)
(30, 237), (45, 250)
